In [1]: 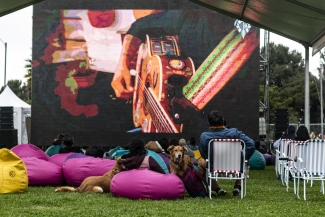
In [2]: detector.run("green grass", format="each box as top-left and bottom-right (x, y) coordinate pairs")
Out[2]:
(1, 166), (325, 217)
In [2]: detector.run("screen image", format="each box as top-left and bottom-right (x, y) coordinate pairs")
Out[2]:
(32, 4), (260, 147)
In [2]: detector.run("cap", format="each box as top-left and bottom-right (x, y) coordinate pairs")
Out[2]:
(179, 138), (186, 145)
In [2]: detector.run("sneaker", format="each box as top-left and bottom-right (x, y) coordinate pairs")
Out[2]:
(216, 188), (227, 196)
(232, 188), (240, 196)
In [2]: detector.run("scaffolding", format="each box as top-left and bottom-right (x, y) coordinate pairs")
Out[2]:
(260, 30), (271, 148)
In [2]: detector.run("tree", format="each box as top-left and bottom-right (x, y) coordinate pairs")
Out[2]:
(260, 43), (319, 123)
(260, 43), (305, 87)
(24, 58), (32, 102)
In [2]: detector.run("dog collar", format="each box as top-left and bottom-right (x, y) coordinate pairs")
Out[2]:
(172, 160), (184, 171)
(155, 141), (165, 153)
(114, 169), (120, 173)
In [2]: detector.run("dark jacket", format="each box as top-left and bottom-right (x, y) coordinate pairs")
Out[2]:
(59, 146), (83, 154)
(281, 133), (296, 140)
(121, 154), (165, 174)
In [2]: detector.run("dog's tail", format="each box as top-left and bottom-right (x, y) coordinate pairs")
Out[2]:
(55, 186), (78, 192)
(93, 186), (104, 193)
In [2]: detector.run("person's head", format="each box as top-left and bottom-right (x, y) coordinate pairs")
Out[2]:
(63, 134), (74, 147)
(310, 132), (315, 139)
(52, 133), (64, 145)
(129, 137), (147, 156)
(179, 138), (186, 146)
(189, 137), (196, 146)
(287, 125), (296, 134)
(169, 138), (179, 146)
(57, 133), (64, 141)
(296, 126), (310, 141)
(158, 137), (169, 153)
(208, 110), (224, 127)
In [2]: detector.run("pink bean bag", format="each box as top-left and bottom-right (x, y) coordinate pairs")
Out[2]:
(63, 157), (116, 186)
(11, 144), (49, 161)
(22, 157), (63, 185)
(110, 169), (184, 200)
(48, 153), (75, 167)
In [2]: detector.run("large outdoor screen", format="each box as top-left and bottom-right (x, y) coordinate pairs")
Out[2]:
(32, 1), (260, 147)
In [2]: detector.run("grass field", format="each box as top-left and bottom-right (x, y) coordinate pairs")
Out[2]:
(1, 166), (325, 217)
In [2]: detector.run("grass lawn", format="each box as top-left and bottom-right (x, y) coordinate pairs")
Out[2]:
(1, 166), (325, 217)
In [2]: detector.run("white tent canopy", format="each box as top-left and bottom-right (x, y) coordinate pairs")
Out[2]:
(0, 86), (31, 144)
(0, 86), (31, 108)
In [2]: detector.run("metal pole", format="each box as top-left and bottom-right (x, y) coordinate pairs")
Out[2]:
(264, 30), (270, 144)
(304, 46), (310, 131)
(321, 65), (324, 139)
(0, 38), (6, 87)
(4, 42), (7, 87)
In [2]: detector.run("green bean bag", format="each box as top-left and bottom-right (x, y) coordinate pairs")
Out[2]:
(248, 150), (266, 170)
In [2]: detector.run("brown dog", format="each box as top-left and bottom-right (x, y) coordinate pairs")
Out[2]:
(55, 157), (123, 193)
(167, 145), (206, 178)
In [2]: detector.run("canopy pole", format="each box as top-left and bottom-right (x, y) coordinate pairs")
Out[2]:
(304, 46), (310, 131)
(264, 30), (270, 143)
(321, 65), (324, 139)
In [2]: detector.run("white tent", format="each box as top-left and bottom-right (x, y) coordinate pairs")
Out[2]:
(0, 86), (31, 144)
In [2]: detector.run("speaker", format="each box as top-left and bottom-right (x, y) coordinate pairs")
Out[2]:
(274, 108), (289, 140)
(0, 129), (18, 149)
(0, 106), (14, 130)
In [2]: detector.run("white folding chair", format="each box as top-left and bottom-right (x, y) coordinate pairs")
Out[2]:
(288, 141), (307, 196)
(297, 139), (325, 200)
(275, 139), (291, 183)
(281, 140), (302, 192)
(206, 138), (246, 199)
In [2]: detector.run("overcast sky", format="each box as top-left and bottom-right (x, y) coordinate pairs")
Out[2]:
(0, 6), (321, 87)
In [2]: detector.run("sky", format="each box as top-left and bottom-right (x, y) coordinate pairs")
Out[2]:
(0, 6), (322, 87)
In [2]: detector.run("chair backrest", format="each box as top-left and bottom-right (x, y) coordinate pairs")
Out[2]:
(276, 139), (291, 174)
(279, 139), (291, 156)
(294, 141), (307, 172)
(286, 140), (302, 167)
(304, 139), (325, 175)
(208, 139), (245, 173)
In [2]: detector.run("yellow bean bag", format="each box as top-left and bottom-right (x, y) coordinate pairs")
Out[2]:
(0, 148), (28, 193)
(193, 150), (201, 159)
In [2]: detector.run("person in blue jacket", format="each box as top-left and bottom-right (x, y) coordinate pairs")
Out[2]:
(198, 110), (255, 196)
(273, 125), (297, 149)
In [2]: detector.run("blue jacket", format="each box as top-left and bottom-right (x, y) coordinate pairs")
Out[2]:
(281, 133), (296, 140)
(198, 128), (255, 160)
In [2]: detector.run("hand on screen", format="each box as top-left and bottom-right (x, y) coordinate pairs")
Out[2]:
(111, 34), (141, 99)
(111, 64), (134, 99)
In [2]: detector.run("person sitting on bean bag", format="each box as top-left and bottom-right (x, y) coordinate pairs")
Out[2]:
(121, 137), (165, 174)
(59, 134), (84, 154)
(144, 137), (170, 158)
(45, 134), (65, 157)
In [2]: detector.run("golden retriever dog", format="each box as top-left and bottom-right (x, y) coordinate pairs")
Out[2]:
(55, 157), (123, 193)
(167, 145), (206, 178)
